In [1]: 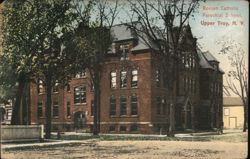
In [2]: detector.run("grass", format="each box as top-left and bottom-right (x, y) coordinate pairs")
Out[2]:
(209, 133), (248, 142)
(51, 134), (94, 140)
(51, 133), (247, 142)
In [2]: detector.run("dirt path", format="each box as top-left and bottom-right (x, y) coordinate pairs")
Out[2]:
(2, 140), (247, 159)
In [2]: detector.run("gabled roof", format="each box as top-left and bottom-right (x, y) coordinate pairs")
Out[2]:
(111, 24), (136, 42)
(223, 97), (243, 106)
(197, 47), (224, 73)
(197, 47), (215, 70)
(203, 51), (219, 62)
(111, 23), (152, 52)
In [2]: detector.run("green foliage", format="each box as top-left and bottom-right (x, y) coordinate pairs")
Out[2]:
(0, 56), (16, 103)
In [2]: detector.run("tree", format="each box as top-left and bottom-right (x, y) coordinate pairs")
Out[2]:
(2, 0), (40, 124)
(67, 0), (119, 136)
(2, 0), (77, 138)
(0, 56), (16, 104)
(126, 0), (203, 136)
(218, 39), (248, 132)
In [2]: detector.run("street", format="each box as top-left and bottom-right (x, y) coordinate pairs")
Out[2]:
(2, 131), (248, 159)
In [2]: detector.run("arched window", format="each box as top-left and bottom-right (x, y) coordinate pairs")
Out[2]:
(120, 70), (127, 88)
(110, 71), (117, 88)
(74, 86), (86, 104)
(131, 69), (138, 88)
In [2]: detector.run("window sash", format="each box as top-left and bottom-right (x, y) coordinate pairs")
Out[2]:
(37, 102), (43, 117)
(53, 102), (59, 117)
(120, 97), (127, 115)
(156, 97), (161, 115)
(67, 102), (71, 117)
(131, 70), (138, 88)
(109, 98), (116, 116)
(110, 72), (117, 88)
(74, 86), (86, 104)
(156, 70), (160, 87)
(131, 96), (138, 115)
(120, 71), (127, 88)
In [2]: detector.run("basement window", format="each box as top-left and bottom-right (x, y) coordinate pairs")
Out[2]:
(109, 125), (116, 132)
(130, 124), (138, 132)
(120, 126), (126, 132)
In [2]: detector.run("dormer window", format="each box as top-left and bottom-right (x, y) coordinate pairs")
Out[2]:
(112, 43), (116, 53)
(120, 44), (129, 60)
(53, 80), (59, 93)
(38, 79), (45, 94)
(75, 70), (86, 78)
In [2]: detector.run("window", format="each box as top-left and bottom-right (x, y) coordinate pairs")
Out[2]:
(185, 54), (190, 68)
(74, 86), (86, 104)
(192, 56), (196, 68)
(162, 98), (167, 115)
(53, 80), (59, 92)
(131, 69), (138, 88)
(156, 97), (161, 115)
(67, 102), (71, 117)
(183, 76), (186, 92)
(109, 125), (116, 132)
(182, 56), (185, 64)
(110, 71), (117, 88)
(224, 108), (229, 116)
(156, 69), (160, 87)
(37, 102), (43, 118)
(130, 124), (138, 132)
(120, 44), (129, 60)
(91, 100), (94, 116)
(194, 79), (196, 94)
(120, 96), (127, 115)
(120, 70), (127, 88)
(131, 95), (138, 115)
(190, 78), (193, 93)
(90, 80), (94, 91)
(75, 70), (86, 78)
(38, 79), (44, 94)
(53, 101), (59, 117)
(109, 96), (116, 116)
(120, 125), (126, 132)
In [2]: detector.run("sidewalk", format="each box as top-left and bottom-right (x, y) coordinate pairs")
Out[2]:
(1, 139), (95, 150)
(2, 129), (245, 150)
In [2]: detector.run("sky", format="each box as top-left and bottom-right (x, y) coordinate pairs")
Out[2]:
(189, 0), (249, 73)
(114, 0), (249, 97)
(189, 0), (249, 97)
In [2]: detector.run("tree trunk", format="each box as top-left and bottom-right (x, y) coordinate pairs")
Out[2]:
(93, 69), (100, 136)
(45, 71), (52, 139)
(243, 102), (247, 132)
(21, 82), (28, 125)
(11, 73), (26, 125)
(27, 83), (31, 125)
